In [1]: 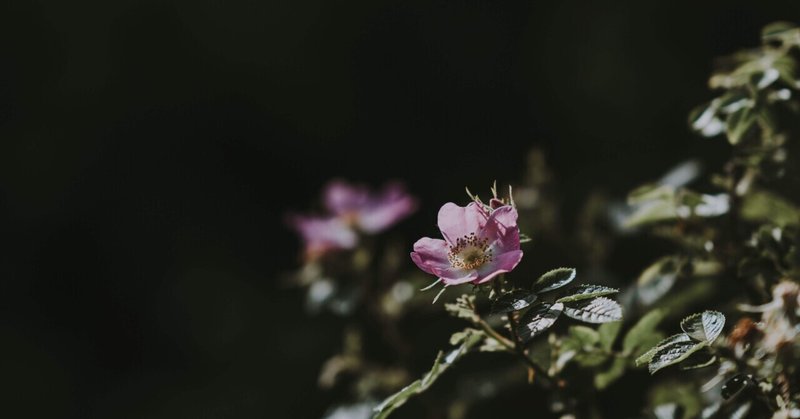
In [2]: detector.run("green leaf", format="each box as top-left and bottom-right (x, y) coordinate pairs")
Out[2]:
(623, 309), (667, 355)
(598, 321), (623, 351)
(568, 325), (600, 346)
(680, 311), (725, 343)
(635, 333), (692, 367)
(556, 284), (619, 303)
(648, 340), (708, 374)
(562, 297), (622, 324)
(519, 233), (532, 243)
(490, 290), (538, 314)
(532, 268), (576, 293)
(373, 329), (484, 418)
(517, 302), (563, 342)
(595, 357), (627, 390)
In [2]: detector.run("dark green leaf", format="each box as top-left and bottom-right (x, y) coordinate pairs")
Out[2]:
(679, 348), (717, 370)
(517, 302), (563, 342)
(556, 284), (619, 303)
(680, 311), (725, 343)
(490, 290), (538, 314)
(562, 297), (622, 324)
(533, 268), (576, 293)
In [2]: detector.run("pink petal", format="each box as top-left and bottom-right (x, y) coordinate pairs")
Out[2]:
(480, 206), (521, 254)
(357, 187), (417, 233)
(438, 268), (479, 285)
(410, 237), (450, 275)
(473, 250), (523, 284)
(323, 180), (368, 215)
(437, 202), (487, 245)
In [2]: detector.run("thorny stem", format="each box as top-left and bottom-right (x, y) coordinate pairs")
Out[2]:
(487, 276), (551, 387)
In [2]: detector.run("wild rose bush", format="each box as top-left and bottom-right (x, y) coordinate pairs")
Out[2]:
(287, 22), (800, 419)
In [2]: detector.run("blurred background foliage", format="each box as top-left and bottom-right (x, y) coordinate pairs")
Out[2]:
(2, 1), (800, 418)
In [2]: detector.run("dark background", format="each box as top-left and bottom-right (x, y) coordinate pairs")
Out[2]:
(1, 1), (798, 417)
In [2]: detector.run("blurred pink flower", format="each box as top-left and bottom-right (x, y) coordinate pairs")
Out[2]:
(324, 180), (417, 233)
(287, 214), (358, 260)
(410, 202), (523, 285)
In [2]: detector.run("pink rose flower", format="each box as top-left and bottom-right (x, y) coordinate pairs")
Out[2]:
(410, 202), (523, 285)
(324, 180), (417, 233)
(287, 214), (358, 260)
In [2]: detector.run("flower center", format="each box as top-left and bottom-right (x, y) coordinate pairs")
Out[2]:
(448, 233), (492, 270)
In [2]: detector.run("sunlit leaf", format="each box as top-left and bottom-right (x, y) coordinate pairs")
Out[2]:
(648, 340), (708, 374)
(517, 302), (563, 342)
(635, 333), (692, 366)
(532, 268), (576, 293)
(680, 311), (725, 343)
(562, 297), (622, 324)
(490, 290), (538, 314)
(556, 284), (619, 303)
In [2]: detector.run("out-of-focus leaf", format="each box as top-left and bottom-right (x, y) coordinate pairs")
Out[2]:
(628, 184), (675, 205)
(517, 302), (563, 343)
(623, 309), (667, 355)
(444, 295), (478, 322)
(762, 21), (800, 46)
(721, 374), (757, 400)
(648, 340), (708, 374)
(726, 106), (757, 145)
(624, 200), (679, 228)
(563, 297), (622, 324)
(556, 284), (619, 303)
(598, 321), (623, 351)
(373, 329), (484, 418)
(490, 290), (538, 314)
(532, 268), (576, 293)
(635, 333), (693, 366)
(741, 189), (800, 227)
(595, 357), (627, 390)
(636, 256), (682, 305)
(519, 233), (532, 243)
(568, 325), (600, 346)
(680, 311), (725, 343)
(688, 101), (725, 137)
